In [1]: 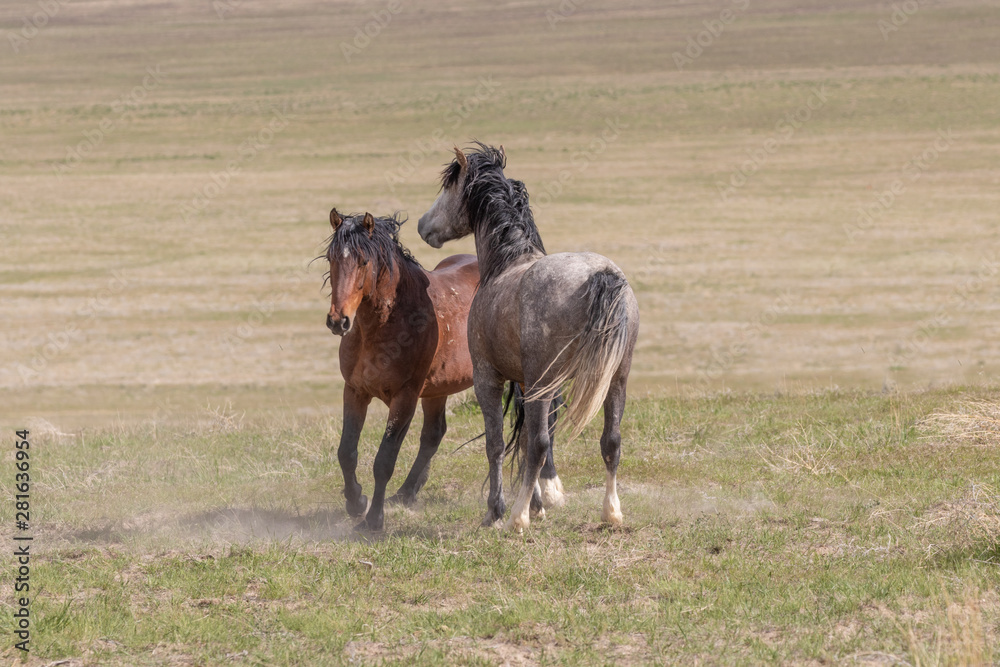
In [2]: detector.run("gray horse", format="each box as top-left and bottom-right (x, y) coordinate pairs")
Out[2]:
(418, 143), (639, 532)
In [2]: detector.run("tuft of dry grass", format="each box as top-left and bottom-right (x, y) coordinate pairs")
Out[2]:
(754, 425), (838, 476)
(922, 401), (1000, 447)
(917, 483), (1000, 550)
(202, 400), (246, 433)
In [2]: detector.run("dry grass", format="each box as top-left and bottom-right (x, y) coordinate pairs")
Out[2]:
(754, 425), (839, 476)
(923, 401), (1000, 447)
(917, 483), (1000, 551)
(904, 587), (996, 667)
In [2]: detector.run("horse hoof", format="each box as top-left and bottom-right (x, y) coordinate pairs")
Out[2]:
(539, 476), (566, 509)
(529, 506), (546, 521)
(346, 494), (369, 518)
(504, 515), (528, 534)
(355, 515), (383, 532)
(602, 509), (624, 527)
(388, 491), (416, 507)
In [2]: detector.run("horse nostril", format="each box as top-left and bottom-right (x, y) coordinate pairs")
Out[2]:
(326, 314), (336, 331)
(341, 316), (351, 332)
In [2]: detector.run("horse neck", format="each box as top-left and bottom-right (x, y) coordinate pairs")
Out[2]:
(468, 173), (545, 284)
(354, 254), (418, 333)
(473, 216), (544, 285)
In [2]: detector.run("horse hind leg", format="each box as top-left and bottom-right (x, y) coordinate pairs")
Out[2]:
(538, 390), (566, 509)
(600, 369), (628, 527)
(530, 480), (545, 520)
(522, 420), (545, 520)
(505, 397), (552, 533)
(516, 384), (561, 514)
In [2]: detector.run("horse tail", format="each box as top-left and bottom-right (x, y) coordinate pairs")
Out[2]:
(525, 268), (632, 442)
(502, 382), (525, 469)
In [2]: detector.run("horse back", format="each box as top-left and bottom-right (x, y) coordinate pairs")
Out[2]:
(426, 253), (479, 314)
(430, 253), (478, 279)
(419, 253), (479, 398)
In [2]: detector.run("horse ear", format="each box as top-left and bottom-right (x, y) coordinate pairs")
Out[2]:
(362, 212), (375, 236)
(453, 145), (468, 170)
(330, 208), (343, 231)
(498, 144), (505, 160)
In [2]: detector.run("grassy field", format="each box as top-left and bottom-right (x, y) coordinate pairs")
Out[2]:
(3, 389), (1000, 664)
(1, 0), (1000, 664)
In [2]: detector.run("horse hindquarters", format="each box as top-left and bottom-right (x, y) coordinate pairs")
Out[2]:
(518, 254), (639, 529)
(522, 259), (636, 441)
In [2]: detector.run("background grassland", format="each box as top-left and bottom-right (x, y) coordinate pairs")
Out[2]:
(1, 0), (1000, 664)
(1, 0), (999, 422)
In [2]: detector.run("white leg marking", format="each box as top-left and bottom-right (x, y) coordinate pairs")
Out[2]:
(539, 475), (566, 509)
(602, 469), (623, 526)
(503, 481), (534, 534)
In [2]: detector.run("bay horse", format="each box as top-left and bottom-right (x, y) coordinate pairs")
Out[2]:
(417, 144), (639, 533)
(323, 209), (565, 530)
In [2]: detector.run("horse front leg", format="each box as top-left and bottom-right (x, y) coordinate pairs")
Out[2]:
(358, 388), (420, 531)
(475, 367), (507, 527)
(339, 385), (372, 518)
(389, 395), (448, 506)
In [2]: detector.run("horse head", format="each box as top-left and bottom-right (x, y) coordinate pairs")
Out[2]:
(325, 209), (377, 335)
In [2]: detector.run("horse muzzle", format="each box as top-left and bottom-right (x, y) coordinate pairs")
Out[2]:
(417, 215), (443, 248)
(326, 313), (353, 336)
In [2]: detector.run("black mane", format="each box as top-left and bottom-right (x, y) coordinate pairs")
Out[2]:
(322, 212), (419, 289)
(446, 142), (545, 285)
